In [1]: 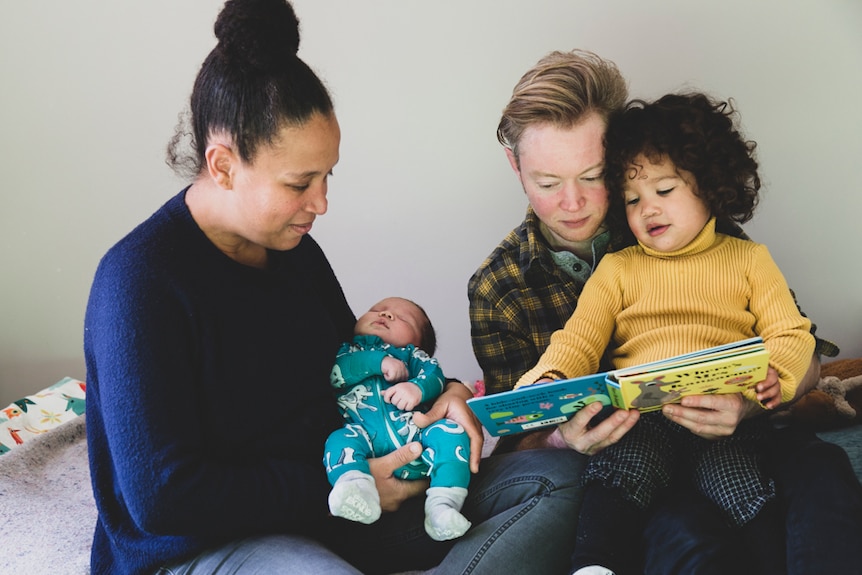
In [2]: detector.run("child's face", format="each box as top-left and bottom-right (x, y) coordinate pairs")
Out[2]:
(354, 297), (425, 349)
(622, 155), (711, 253)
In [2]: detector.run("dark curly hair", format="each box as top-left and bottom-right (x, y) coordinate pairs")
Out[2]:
(603, 92), (760, 247)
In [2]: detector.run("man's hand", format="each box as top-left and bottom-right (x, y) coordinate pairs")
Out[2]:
(555, 401), (640, 455)
(662, 392), (754, 440)
(663, 354), (821, 439)
(412, 381), (483, 473)
(382, 381), (423, 411)
(368, 442), (427, 512)
(381, 356), (409, 383)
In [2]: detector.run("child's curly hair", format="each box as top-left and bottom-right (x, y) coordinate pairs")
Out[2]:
(603, 92), (760, 247)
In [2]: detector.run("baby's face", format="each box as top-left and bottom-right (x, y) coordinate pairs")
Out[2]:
(355, 297), (425, 349)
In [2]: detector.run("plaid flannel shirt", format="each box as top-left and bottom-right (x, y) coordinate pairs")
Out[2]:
(468, 207), (838, 397)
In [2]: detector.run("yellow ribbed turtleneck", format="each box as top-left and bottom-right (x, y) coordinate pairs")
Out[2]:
(515, 219), (814, 404)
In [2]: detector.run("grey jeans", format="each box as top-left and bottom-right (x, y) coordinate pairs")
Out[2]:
(157, 449), (586, 575)
(156, 534), (362, 575)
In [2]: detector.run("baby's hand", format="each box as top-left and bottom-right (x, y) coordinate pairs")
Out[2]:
(381, 356), (409, 383)
(383, 382), (423, 411)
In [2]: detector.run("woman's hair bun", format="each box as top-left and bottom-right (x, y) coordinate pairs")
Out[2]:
(214, 0), (301, 73)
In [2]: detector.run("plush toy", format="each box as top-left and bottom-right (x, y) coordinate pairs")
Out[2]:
(776, 358), (862, 430)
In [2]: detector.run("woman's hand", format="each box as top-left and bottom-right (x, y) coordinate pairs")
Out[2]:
(368, 443), (428, 512)
(412, 381), (483, 473)
(554, 401), (640, 455)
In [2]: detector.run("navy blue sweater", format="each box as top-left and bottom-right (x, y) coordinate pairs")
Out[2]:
(84, 190), (355, 574)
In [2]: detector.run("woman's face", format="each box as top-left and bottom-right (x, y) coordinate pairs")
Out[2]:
(506, 113), (610, 254)
(227, 112), (341, 254)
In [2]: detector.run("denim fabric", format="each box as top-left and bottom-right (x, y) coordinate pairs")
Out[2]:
(573, 483), (645, 575)
(156, 534), (363, 575)
(642, 489), (753, 575)
(774, 428), (862, 575)
(642, 426), (862, 575)
(157, 448), (586, 575)
(337, 448), (587, 574)
(434, 448), (585, 575)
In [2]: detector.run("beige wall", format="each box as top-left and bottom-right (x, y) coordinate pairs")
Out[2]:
(1, 0), (860, 406)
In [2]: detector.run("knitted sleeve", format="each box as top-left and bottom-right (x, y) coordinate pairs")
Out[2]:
(85, 223), (349, 541)
(747, 244), (815, 401)
(514, 256), (620, 388)
(332, 343), (389, 388)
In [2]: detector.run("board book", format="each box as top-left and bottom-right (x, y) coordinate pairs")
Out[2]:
(468, 337), (768, 436)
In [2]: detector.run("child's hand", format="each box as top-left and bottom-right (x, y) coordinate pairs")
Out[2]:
(755, 367), (782, 409)
(383, 381), (423, 411)
(381, 356), (409, 382)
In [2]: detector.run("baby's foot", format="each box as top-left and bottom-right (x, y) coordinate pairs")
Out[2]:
(424, 486), (471, 541)
(328, 470), (380, 524)
(572, 567), (616, 575)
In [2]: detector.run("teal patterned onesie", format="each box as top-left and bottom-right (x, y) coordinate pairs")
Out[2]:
(323, 334), (470, 489)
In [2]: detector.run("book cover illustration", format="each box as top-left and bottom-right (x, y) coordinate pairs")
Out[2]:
(607, 337), (769, 412)
(467, 373), (611, 436)
(468, 337), (769, 435)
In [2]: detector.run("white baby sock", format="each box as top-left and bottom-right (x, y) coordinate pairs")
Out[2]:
(328, 470), (381, 524)
(424, 486), (471, 541)
(572, 566), (616, 575)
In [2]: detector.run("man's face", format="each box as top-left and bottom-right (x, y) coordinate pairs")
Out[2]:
(507, 113), (610, 253)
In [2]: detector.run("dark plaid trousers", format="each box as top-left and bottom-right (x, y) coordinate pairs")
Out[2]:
(583, 411), (775, 526)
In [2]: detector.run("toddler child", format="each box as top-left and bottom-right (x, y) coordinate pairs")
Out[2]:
(515, 92), (815, 575)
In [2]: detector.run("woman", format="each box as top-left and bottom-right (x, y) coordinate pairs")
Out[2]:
(469, 49), (861, 574)
(84, 1), (585, 574)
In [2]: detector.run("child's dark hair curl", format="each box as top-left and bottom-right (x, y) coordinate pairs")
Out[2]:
(603, 92), (760, 247)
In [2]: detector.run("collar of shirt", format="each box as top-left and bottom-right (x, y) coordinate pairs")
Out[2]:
(519, 206), (610, 283)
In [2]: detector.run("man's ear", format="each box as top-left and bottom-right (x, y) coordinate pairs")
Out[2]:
(504, 147), (521, 177)
(205, 143), (236, 190)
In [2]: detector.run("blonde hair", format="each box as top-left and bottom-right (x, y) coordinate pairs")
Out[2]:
(497, 49), (628, 161)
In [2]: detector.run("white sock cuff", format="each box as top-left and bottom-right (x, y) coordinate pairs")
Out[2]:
(426, 486), (469, 506)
